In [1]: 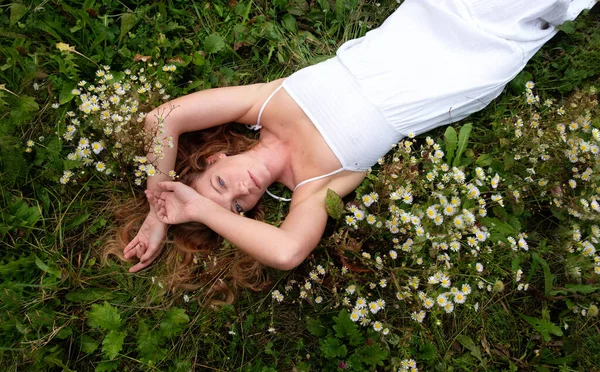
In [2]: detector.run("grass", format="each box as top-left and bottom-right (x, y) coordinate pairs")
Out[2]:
(1, 0), (600, 371)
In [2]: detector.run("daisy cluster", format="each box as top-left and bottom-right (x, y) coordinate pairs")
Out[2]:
(53, 62), (178, 185)
(267, 83), (600, 360)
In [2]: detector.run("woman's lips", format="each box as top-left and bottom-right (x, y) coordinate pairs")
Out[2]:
(248, 171), (261, 189)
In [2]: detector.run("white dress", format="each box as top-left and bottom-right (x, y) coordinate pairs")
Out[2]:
(281, 0), (596, 172)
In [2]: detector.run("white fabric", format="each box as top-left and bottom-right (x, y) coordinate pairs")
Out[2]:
(282, 0), (596, 177)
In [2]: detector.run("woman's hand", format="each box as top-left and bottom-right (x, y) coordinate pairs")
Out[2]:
(123, 210), (168, 273)
(145, 181), (204, 225)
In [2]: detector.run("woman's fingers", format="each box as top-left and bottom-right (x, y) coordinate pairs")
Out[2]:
(124, 236), (140, 257)
(157, 181), (177, 191)
(128, 245), (162, 273)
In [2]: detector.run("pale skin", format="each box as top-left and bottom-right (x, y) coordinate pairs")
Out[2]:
(123, 79), (366, 272)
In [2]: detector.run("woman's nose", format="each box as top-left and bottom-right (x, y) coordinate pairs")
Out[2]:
(238, 181), (250, 196)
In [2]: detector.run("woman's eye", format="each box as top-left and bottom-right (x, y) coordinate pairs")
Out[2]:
(218, 177), (226, 188)
(235, 202), (243, 214)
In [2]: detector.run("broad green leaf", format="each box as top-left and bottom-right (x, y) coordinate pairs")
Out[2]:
(453, 123), (472, 167)
(358, 344), (388, 367)
(66, 288), (117, 303)
(325, 189), (344, 220)
(335, 0), (346, 20)
(332, 309), (362, 346)
(65, 213), (90, 231)
(80, 334), (100, 354)
(95, 360), (120, 372)
(519, 313), (562, 342)
(10, 95), (39, 124)
(444, 126), (457, 164)
(319, 337), (347, 358)
(102, 330), (126, 359)
(59, 82), (77, 104)
(120, 13), (138, 37)
(306, 318), (327, 337)
(87, 301), (123, 331)
(204, 33), (225, 54)
(532, 252), (554, 296)
(137, 320), (166, 363)
(282, 14), (297, 33)
(10, 3), (28, 27)
(160, 307), (189, 337)
(475, 153), (493, 167)
(35, 257), (62, 279)
(558, 20), (575, 34)
(455, 335), (483, 362)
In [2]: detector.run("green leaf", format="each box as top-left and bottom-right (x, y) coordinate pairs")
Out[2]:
(418, 342), (437, 361)
(59, 82), (77, 104)
(160, 307), (189, 337)
(120, 13), (138, 38)
(519, 313), (562, 342)
(325, 189), (344, 220)
(332, 309), (362, 346)
(95, 360), (120, 372)
(80, 334), (100, 354)
(137, 320), (166, 363)
(35, 257), (62, 279)
(64, 213), (90, 231)
(558, 20), (575, 34)
(455, 335), (483, 363)
(444, 126), (457, 164)
(306, 318), (327, 337)
(281, 14), (297, 33)
(358, 344), (388, 367)
(10, 95), (39, 124)
(204, 33), (225, 54)
(87, 301), (123, 331)
(66, 288), (117, 303)
(319, 337), (347, 358)
(532, 252), (554, 296)
(102, 330), (126, 359)
(475, 153), (493, 167)
(453, 123), (472, 167)
(10, 3), (28, 27)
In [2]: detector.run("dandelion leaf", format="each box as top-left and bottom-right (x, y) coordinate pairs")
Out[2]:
(532, 252), (555, 296)
(453, 123), (472, 167)
(519, 313), (562, 342)
(455, 335), (483, 363)
(87, 301), (123, 331)
(325, 189), (344, 220)
(444, 126), (457, 164)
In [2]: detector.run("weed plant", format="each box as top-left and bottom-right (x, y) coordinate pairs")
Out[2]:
(1, 1), (600, 371)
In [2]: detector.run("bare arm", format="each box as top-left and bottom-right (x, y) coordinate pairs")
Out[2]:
(147, 181), (329, 270)
(124, 84), (268, 271)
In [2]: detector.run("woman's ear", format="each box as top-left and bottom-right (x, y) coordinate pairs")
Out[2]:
(206, 152), (227, 165)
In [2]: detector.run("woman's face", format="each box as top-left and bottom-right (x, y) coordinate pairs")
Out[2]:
(191, 153), (268, 214)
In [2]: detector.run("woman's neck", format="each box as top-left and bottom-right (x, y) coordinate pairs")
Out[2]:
(247, 138), (294, 189)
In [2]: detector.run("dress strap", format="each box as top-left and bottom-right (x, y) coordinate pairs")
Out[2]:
(264, 167), (346, 202)
(293, 167), (346, 191)
(257, 85), (284, 127)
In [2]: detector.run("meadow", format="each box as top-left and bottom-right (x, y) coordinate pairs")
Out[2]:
(1, 1), (600, 371)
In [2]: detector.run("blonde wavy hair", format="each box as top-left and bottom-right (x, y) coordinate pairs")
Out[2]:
(103, 124), (270, 304)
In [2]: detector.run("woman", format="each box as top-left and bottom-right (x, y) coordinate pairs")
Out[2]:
(123, 0), (595, 275)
